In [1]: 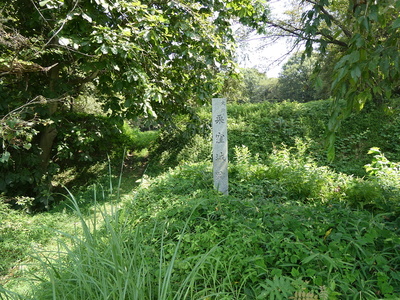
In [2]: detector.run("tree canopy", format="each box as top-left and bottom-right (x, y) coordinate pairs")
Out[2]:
(0, 0), (268, 207)
(275, 52), (319, 102)
(1, 0), (268, 120)
(263, 0), (400, 159)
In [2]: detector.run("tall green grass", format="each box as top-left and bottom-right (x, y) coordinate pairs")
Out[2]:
(2, 191), (221, 300)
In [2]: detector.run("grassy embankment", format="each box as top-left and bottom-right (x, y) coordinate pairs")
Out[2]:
(1, 99), (399, 299)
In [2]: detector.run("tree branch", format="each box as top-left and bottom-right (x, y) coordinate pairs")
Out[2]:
(0, 60), (58, 76)
(0, 95), (67, 121)
(303, 0), (353, 38)
(265, 21), (348, 48)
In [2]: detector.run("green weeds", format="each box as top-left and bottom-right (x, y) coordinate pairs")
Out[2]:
(0, 199), (81, 294)
(2, 101), (400, 299)
(117, 156), (400, 298)
(3, 164), (400, 298)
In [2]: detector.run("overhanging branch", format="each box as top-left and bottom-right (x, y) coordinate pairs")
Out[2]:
(0, 60), (58, 76)
(265, 21), (348, 48)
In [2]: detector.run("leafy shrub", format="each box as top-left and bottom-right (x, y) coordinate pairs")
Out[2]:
(230, 143), (345, 204)
(359, 148), (400, 214)
(176, 134), (212, 164)
(147, 114), (210, 175)
(345, 178), (385, 211)
(55, 113), (129, 167)
(365, 147), (400, 187)
(0, 112), (134, 210)
(122, 121), (159, 149)
(340, 148), (400, 215)
(264, 144), (339, 202)
(0, 136), (55, 210)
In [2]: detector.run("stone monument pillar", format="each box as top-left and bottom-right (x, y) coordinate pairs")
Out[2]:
(212, 98), (228, 195)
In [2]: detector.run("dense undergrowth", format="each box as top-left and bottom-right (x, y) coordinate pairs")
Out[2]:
(1, 100), (400, 299)
(149, 99), (400, 177)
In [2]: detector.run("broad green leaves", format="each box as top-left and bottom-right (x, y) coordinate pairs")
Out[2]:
(0, 0), (269, 204)
(299, 0), (400, 160)
(1, 0), (268, 121)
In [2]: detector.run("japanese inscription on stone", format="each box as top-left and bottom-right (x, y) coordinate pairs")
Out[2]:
(212, 98), (228, 195)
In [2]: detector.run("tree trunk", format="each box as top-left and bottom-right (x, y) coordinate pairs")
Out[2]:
(39, 123), (58, 171)
(38, 65), (60, 208)
(39, 65), (60, 172)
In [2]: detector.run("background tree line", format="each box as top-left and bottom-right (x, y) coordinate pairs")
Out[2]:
(223, 51), (328, 102)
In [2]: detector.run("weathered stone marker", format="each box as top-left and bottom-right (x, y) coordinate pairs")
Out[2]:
(212, 98), (228, 195)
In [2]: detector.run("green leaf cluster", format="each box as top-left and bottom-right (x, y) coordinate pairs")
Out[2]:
(1, 0), (268, 120)
(298, 0), (400, 160)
